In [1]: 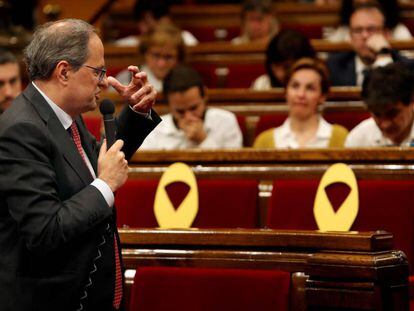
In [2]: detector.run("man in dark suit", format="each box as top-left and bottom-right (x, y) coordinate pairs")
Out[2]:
(0, 19), (161, 311)
(327, 3), (414, 87)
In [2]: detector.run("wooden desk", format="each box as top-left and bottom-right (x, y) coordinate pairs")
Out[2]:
(120, 228), (408, 311)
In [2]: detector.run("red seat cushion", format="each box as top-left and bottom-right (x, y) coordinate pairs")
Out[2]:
(266, 179), (414, 271)
(280, 24), (323, 39)
(116, 179), (259, 228)
(83, 115), (101, 141)
(323, 111), (371, 131)
(254, 114), (288, 138)
(192, 63), (265, 88)
(236, 114), (248, 146)
(130, 266), (290, 311)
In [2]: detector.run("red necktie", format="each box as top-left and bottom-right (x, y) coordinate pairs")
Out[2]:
(70, 122), (90, 171)
(70, 121), (123, 309)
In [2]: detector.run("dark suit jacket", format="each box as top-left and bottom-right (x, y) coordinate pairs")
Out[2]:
(0, 83), (161, 311)
(327, 50), (414, 86)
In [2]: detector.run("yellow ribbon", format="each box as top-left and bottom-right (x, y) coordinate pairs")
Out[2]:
(314, 163), (359, 231)
(154, 162), (199, 228)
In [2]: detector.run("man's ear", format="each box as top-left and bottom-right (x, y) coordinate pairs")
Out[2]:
(55, 60), (71, 83)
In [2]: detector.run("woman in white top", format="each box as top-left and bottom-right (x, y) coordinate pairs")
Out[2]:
(251, 29), (316, 90)
(325, 0), (412, 42)
(253, 58), (348, 148)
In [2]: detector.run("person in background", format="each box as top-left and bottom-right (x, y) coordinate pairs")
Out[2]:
(345, 63), (414, 147)
(115, 0), (198, 46)
(251, 29), (316, 90)
(326, 2), (414, 86)
(254, 58), (348, 149)
(141, 65), (243, 149)
(325, 0), (412, 42)
(232, 0), (279, 45)
(116, 24), (185, 92)
(0, 48), (22, 113)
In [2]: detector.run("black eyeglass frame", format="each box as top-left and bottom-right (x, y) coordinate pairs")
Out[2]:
(83, 65), (107, 82)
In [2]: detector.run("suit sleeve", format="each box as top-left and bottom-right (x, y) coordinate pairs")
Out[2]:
(0, 121), (113, 255)
(116, 106), (162, 160)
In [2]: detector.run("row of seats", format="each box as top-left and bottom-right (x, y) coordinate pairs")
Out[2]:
(116, 178), (414, 271)
(129, 266), (290, 311)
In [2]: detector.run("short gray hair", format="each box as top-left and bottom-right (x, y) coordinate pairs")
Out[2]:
(24, 19), (98, 81)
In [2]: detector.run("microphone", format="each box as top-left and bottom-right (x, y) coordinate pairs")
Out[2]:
(99, 99), (116, 148)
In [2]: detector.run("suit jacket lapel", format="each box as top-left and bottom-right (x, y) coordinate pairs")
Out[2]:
(76, 116), (98, 175)
(23, 84), (94, 185)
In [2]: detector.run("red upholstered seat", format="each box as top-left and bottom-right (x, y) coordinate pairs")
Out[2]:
(130, 266), (290, 311)
(236, 114), (248, 146)
(280, 24), (323, 39)
(266, 179), (414, 270)
(323, 110), (371, 131)
(184, 26), (240, 42)
(254, 113), (288, 138)
(83, 115), (102, 141)
(192, 63), (265, 88)
(116, 179), (259, 228)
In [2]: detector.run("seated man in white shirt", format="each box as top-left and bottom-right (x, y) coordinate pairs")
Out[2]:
(140, 65), (243, 150)
(345, 63), (414, 147)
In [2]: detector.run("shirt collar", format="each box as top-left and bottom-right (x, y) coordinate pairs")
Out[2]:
(279, 115), (330, 139)
(32, 82), (73, 130)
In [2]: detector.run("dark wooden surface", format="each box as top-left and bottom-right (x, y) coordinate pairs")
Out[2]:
(120, 228), (409, 311)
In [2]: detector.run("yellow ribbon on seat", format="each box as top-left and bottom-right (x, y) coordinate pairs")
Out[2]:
(314, 163), (359, 231)
(154, 162), (199, 228)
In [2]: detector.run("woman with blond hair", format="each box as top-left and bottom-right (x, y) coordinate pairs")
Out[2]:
(254, 58), (348, 148)
(116, 23), (185, 92)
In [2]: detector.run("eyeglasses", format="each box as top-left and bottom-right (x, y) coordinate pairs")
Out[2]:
(350, 26), (383, 36)
(83, 65), (107, 82)
(148, 51), (178, 62)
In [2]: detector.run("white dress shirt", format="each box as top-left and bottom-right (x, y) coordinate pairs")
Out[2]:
(32, 82), (114, 207)
(251, 74), (272, 90)
(139, 108), (243, 150)
(345, 117), (414, 147)
(273, 116), (333, 148)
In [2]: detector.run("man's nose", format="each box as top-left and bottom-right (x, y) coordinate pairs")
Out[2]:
(99, 76), (109, 89)
(3, 83), (13, 98)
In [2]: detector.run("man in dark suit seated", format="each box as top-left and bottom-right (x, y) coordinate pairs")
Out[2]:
(327, 2), (414, 87)
(0, 19), (161, 311)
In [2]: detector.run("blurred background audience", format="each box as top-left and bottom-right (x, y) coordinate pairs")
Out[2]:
(115, 0), (198, 46)
(253, 58), (348, 149)
(232, 0), (279, 44)
(115, 24), (185, 92)
(327, 2), (414, 86)
(0, 48), (21, 113)
(346, 63), (414, 147)
(140, 65), (242, 149)
(251, 29), (316, 90)
(325, 0), (412, 42)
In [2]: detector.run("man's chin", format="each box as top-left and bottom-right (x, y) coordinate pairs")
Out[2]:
(0, 100), (12, 113)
